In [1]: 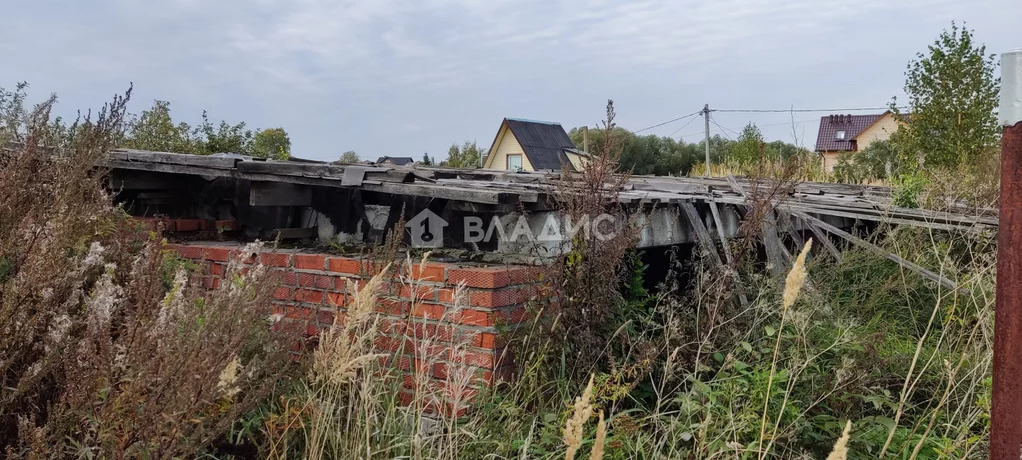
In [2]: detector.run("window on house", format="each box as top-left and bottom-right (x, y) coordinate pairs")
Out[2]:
(835, 130), (846, 140)
(507, 154), (523, 171)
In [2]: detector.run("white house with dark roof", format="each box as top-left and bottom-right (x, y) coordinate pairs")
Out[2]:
(814, 111), (903, 173)
(482, 118), (589, 172)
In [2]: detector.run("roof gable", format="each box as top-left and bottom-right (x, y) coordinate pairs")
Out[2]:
(504, 118), (576, 170)
(376, 156), (414, 166)
(814, 112), (886, 152)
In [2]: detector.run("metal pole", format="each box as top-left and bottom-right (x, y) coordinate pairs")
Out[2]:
(703, 103), (711, 177)
(992, 48), (1022, 460)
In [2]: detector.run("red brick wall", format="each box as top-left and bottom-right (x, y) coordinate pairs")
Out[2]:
(168, 242), (542, 410)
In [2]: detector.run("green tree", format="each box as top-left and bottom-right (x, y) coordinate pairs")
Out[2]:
(833, 139), (905, 183)
(892, 22), (999, 168)
(251, 127), (291, 160)
(445, 141), (484, 168)
(422, 152), (434, 166)
(338, 150), (360, 164)
(124, 100), (198, 153)
(197, 111), (252, 155)
(694, 134), (734, 165)
(728, 123), (778, 167)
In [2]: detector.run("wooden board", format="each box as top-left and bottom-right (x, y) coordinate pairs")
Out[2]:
(249, 182), (312, 206)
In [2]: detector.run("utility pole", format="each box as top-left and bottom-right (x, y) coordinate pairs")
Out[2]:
(991, 48), (1022, 460)
(703, 103), (711, 177)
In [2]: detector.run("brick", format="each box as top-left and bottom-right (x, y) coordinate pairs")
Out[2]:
(411, 303), (446, 321)
(454, 309), (491, 327)
(477, 332), (496, 349)
(286, 305), (315, 320)
(295, 254), (327, 270)
(173, 245), (202, 260)
(273, 287), (293, 301)
(451, 349), (495, 369)
(374, 335), (405, 353)
(395, 355), (413, 371)
(201, 276), (220, 289)
(432, 362), (449, 380)
(295, 289), (324, 304)
(327, 257), (362, 274)
(297, 273), (316, 287)
(175, 219), (203, 232)
(376, 298), (409, 316)
(399, 285), (436, 302)
(209, 263), (225, 277)
(469, 286), (533, 308)
(260, 252), (292, 267)
(379, 318), (406, 335)
(448, 267), (511, 289)
(204, 247), (233, 262)
(397, 390), (415, 407)
(436, 288), (459, 304)
(507, 266), (543, 285)
(276, 271), (298, 286)
(326, 291), (346, 307)
(409, 323), (467, 343)
(316, 309), (336, 326)
(313, 275), (334, 290)
(410, 263), (447, 282)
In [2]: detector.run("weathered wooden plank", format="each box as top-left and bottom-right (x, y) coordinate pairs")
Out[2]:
(761, 210), (788, 277)
(798, 216), (842, 261)
(681, 202), (722, 267)
(342, 166), (369, 186)
(109, 150), (239, 169)
(108, 170), (188, 190)
(793, 211), (957, 290)
(105, 159), (233, 178)
(708, 200), (733, 265)
(249, 182), (312, 206)
(776, 209), (805, 248)
(360, 182), (504, 205)
(237, 161), (349, 177)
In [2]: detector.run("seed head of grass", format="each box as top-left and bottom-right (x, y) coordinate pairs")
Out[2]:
(825, 420), (852, 460)
(782, 239), (813, 311)
(589, 411), (607, 460)
(563, 374), (595, 460)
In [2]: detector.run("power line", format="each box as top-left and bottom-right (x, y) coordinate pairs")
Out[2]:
(713, 106), (906, 113)
(708, 114), (736, 140)
(668, 114), (701, 137)
(632, 110), (703, 133)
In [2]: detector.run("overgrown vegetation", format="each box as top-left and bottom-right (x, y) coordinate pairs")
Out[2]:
(0, 85), (299, 457)
(124, 99), (292, 160)
(0, 20), (1004, 459)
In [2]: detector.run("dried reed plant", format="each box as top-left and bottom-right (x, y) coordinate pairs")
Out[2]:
(0, 85), (297, 457)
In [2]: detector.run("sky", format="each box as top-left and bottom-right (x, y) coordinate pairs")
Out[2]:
(3, 0), (1021, 162)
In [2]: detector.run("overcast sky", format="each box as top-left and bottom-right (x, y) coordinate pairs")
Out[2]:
(3, 0), (1020, 161)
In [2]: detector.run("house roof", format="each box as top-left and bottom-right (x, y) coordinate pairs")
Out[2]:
(814, 112), (886, 152)
(504, 118), (576, 170)
(376, 156), (414, 166)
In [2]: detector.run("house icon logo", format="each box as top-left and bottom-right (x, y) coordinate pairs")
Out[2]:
(406, 209), (448, 248)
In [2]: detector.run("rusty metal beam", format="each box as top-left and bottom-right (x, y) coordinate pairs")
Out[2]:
(992, 48), (1022, 460)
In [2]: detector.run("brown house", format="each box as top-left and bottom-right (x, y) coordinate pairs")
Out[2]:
(814, 111), (902, 173)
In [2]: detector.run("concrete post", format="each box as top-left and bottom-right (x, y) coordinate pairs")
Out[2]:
(992, 48), (1022, 460)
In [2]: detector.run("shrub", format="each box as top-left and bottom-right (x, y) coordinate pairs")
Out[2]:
(0, 84), (298, 457)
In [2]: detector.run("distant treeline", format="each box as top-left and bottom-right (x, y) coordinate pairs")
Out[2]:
(568, 124), (811, 176)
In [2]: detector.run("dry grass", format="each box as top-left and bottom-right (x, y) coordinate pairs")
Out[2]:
(0, 85), (298, 458)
